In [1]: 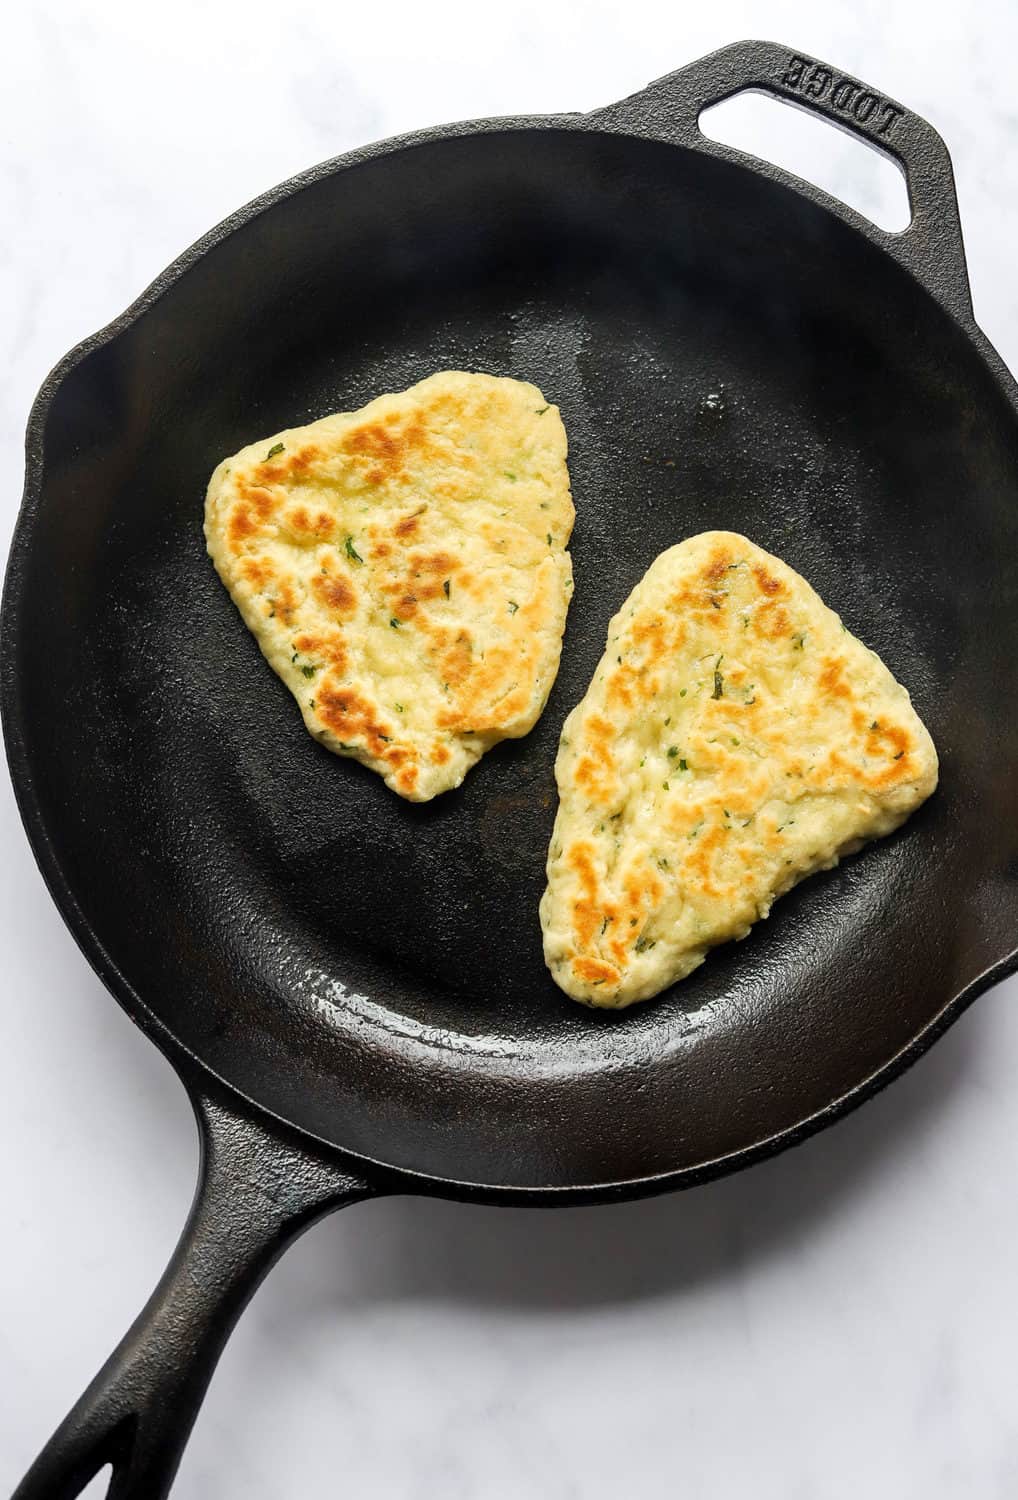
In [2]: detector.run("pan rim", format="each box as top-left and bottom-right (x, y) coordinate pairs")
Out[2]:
(5, 109), (1018, 1201)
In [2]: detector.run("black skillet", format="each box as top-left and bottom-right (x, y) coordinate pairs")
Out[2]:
(6, 37), (1018, 1498)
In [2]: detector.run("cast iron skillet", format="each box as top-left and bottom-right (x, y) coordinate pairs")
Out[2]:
(6, 37), (1018, 1498)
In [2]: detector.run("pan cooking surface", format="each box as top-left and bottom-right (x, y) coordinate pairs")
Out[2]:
(13, 128), (1018, 1188)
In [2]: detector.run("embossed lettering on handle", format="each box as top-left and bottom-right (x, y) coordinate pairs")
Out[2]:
(590, 39), (974, 321)
(780, 53), (904, 139)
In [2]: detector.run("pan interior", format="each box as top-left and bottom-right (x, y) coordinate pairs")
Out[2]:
(13, 127), (1018, 1189)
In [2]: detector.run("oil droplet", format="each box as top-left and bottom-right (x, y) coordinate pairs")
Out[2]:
(699, 387), (728, 421)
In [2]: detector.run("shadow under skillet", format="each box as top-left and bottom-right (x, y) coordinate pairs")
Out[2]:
(259, 998), (980, 1320)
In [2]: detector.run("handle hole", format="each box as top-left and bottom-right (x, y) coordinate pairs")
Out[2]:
(79, 1466), (113, 1498)
(699, 90), (911, 232)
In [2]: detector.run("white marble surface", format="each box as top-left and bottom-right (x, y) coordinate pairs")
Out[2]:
(3, 2), (1018, 1495)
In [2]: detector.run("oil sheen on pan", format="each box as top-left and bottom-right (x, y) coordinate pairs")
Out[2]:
(541, 531), (938, 1008)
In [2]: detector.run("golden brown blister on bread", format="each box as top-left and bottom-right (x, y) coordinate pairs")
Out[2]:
(205, 371), (574, 800)
(541, 531), (938, 1007)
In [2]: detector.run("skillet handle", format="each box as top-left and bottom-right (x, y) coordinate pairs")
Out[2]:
(591, 38), (973, 320)
(13, 1088), (379, 1500)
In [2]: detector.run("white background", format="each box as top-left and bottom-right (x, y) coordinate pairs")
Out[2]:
(3, 2), (1018, 1496)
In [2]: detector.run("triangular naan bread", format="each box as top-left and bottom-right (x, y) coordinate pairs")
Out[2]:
(541, 531), (938, 1007)
(205, 372), (574, 800)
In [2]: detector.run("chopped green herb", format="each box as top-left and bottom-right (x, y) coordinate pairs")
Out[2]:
(630, 917), (637, 927)
(742, 815), (755, 827)
(679, 688), (687, 697)
(309, 699), (315, 709)
(664, 716), (671, 727)
(710, 597), (722, 610)
(264, 442), (285, 460)
(723, 809), (731, 818)
(639, 756), (646, 767)
(667, 746), (680, 759)
(635, 936), (656, 953)
(546, 533), (552, 545)
(378, 733), (392, 743)
(662, 780), (670, 791)
(793, 633), (806, 649)
(535, 406), (549, 415)
(600, 916), (609, 935)
(713, 668), (724, 699)
(345, 536), (364, 564)
(507, 600), (519, 615)
(731, 737), (740, 746)
(657, 857), (669, 870)
(291, 651), (298, 663)
(679, 758), (688, 771)
(870, 720), (880, 731)
(300, 664), (317, 679)
(893, 750), (904, 760)
(390, 618), (400, 629)
(395, 703), (405, 713)
(443, 579), (451, 598)
(504, 471), (517, 481)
